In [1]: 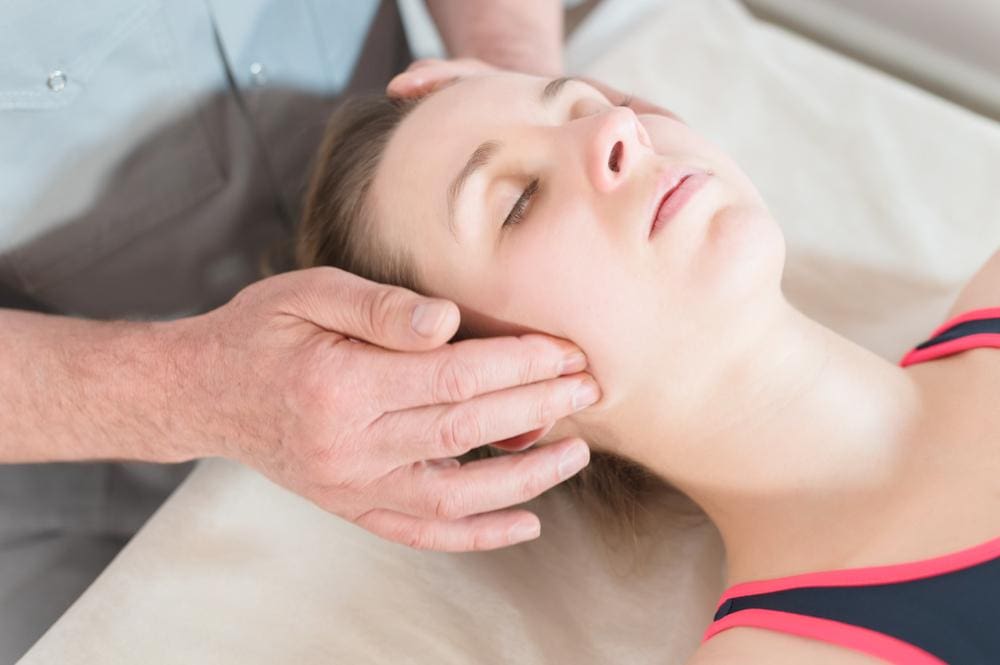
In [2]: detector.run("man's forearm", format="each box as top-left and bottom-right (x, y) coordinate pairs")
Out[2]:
(424, 0), (563, 75)
(0, 309), (198, 464)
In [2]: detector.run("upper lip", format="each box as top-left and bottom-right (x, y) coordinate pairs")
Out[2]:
(647, 165), (699, 239)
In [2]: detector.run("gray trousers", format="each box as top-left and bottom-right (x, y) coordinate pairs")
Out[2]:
(0, 1), (409, 661)
(0, 462), (195, 663)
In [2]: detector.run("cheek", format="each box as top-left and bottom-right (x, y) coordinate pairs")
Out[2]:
(496, 212), (659, 402)
(499, 229), (619, 335)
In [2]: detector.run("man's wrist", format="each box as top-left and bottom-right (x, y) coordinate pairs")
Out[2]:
(426, 0), (564, 76)
(75, 316), (208, 464)
(0, 310), (208, 464)
(138, 315), (223, 463)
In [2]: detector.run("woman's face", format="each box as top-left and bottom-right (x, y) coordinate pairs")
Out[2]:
(372, 73), (785, 449)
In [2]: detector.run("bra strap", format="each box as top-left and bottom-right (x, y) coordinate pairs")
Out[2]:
(702, 609), (946, 664)
(900, 307), (1000, 367)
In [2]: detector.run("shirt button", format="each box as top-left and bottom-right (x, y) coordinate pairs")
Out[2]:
(47, 70), (67, 92)
(249, 62), (267, 86)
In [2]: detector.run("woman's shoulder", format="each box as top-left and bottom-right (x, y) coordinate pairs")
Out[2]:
(687, 626), (885, 665)
(945, 247), (1000, 319)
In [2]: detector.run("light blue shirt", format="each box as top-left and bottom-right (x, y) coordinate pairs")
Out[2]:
(0, 0), (386, 595)
(0, 0), (378, 256)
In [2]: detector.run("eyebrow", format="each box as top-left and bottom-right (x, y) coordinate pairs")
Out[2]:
(445, 77), (578, 239)
(447, 140), (501, 239)
(541, 76), (578, 104)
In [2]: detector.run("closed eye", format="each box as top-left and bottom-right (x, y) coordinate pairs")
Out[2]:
(503, 179), (539, 228)
(501, 90), (627, 231)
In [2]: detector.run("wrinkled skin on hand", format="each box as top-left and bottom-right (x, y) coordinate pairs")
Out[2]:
(177, 267), (599, 551)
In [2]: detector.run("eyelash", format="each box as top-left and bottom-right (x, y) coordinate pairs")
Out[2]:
(501, 97), (633, 229)
(503, 178), (539, 228)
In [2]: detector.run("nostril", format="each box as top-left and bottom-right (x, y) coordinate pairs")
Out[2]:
(608, 141), (623, 173)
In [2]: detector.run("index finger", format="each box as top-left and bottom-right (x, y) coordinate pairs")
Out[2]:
(354, 333), (588, 412)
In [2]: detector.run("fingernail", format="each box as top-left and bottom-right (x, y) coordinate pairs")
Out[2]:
(558, 352), (587, 375)
(571, 380), (600, 411)
(507, 520), (541, 544)
(411, 302), (448, 337)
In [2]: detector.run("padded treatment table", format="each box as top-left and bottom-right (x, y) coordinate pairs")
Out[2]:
(18, 1), (1000, 663)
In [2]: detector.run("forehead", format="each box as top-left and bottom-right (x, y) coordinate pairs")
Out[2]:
(396, 72), (547, 160)
(378, 72), (545, 198)
(371, 74), (548, 263)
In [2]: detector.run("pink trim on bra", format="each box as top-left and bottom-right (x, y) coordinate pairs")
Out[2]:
(714, 535), (1000, 611)
(928, 306), (1000, 338)
(702, 609), (947, 664)
(900, 307), (1000, 367)
(900, 333), (1000, 367)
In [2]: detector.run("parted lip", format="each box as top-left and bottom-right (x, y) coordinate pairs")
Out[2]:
(647, 165), (700, 240)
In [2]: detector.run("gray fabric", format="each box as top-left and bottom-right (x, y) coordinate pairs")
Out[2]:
(0, 463), (195, 537)
(0, 1), (409, 661)
(0, 530), (129, 665)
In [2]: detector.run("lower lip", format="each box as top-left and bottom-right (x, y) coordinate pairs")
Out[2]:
(649, 171), (712, 238)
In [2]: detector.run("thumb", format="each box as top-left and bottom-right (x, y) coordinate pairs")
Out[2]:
(289, 267), (459, 351)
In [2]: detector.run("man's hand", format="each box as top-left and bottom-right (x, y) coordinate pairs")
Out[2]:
(177, 267), (599, 552)
(388, 58), (683, 122)
(387, 57), (498, 98)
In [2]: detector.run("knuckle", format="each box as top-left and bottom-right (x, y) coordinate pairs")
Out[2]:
(228, 281), (259, 310)
(517, 471), (545, 502)
(361, 510), (434, 550)
(402, 530), (425, 550)
(437, 410), (482, 455)
(360, 287), (398, 338)
(432, 489), (465, 520)
(403, 526), (435, 551)
(469, 530), (492, 552)
(434, 352), (479, 403)
(515, 334), (564, 382)
(294, 267), (338, 302)
(322, 451), (363, 492)
(518, 351), (541, 385)
(351, 507), (377, 529)
(304, 265), (339, 283)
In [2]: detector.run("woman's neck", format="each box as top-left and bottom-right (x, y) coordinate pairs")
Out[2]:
(600, 298), (929, 585)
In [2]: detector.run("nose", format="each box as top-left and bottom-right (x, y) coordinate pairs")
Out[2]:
(579, 106), (650, 193)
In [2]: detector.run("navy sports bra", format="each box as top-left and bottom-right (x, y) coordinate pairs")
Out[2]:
(704, 307), (1000, 665)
